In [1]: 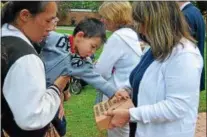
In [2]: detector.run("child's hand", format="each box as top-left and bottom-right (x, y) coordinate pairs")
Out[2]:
(115, 89), (130, 101)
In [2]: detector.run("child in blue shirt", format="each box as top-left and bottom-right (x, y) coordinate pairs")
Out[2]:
(40, 18), (129, 136)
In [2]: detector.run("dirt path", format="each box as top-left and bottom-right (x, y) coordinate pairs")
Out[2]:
(195, 112), (206, 137)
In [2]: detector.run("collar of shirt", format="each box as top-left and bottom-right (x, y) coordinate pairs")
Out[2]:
(69, 35), (75, 53)
(68, 35), (86, 60)
(180, 2), (191, 11)
(1, 23), (34, 48)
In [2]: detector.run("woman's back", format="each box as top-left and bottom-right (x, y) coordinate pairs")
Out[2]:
(95, 28), (142, 89)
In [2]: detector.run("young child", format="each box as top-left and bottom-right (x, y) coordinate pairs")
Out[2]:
(39, 18), (129, 136)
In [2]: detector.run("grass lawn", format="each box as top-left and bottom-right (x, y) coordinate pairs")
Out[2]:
(56, 29), (73, 34)
(56, 28), (206, 137)
(199, 36), (207, 112)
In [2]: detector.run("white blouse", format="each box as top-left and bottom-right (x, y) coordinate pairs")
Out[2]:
(129, 38), (203, 137)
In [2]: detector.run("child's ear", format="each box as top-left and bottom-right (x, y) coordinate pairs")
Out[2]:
(76, 31), (85, 38)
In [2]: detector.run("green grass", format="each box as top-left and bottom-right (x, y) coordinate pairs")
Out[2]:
(56, 29), (206, 137)
(199, 90), (206, 112)
(64, 86), (106, 137)
(56, 29), (73, 34)
(199, 35), (207, 112)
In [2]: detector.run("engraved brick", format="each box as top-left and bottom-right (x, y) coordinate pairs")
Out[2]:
(94, 97), (134, 130)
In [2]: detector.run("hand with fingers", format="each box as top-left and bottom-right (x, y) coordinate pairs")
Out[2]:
(114, 88), (130, 101)
(105, 108), (130, 129)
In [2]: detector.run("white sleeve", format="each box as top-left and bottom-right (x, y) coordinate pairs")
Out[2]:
(3, 54), (61, 130)
(95, 34), (124, 79)
(129, 53), (203, 123)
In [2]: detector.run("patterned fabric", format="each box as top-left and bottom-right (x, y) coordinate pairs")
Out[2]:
(2, 124), (60, 137)
(70, 53), (86, 68)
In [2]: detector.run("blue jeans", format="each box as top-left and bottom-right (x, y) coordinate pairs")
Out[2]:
(52, 110), (66, 136)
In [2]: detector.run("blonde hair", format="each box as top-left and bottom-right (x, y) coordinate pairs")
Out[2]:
(132, 1), (195, 61)
(99, 2), (132, 27)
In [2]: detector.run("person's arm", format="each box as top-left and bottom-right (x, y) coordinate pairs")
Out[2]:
(79, 61), (116, 98)
(3, 54), (61, 130)
(78, 61), (129, 99)
(94, 34), (124, 80)
(129, 53), (203, 123)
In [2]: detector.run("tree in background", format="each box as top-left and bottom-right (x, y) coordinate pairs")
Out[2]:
(195, 1), (207, 15)
(57, 1), (101, 18)
(57, 1), (71, 18)
(70, 1), (102, 11)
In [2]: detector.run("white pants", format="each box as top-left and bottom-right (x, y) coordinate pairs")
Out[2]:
(107, 123), (129, 137)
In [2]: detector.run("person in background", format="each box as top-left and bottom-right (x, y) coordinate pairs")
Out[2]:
(1, 1), (69, 137)
(177, 1), (206, 91)
(95, 2), (143, 137)
(105, 2), (203, 137)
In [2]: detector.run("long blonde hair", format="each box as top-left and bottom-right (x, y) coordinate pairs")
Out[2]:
(99, 2), (133, 28)
(132, 1), (195, 61)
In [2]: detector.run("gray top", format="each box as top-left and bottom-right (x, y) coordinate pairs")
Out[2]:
(39, 31), (116, 97)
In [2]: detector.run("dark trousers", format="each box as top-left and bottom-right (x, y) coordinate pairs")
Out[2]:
(52, 110), (67, 136)
(200, 67), (205, 91)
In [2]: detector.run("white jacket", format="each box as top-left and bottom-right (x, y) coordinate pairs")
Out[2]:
(95, 28), (143, 137)
(1, 24), (60, 130)
(95, 28), (143, 90)
(129, 38), (203, 137)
